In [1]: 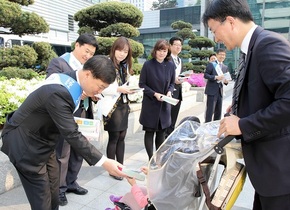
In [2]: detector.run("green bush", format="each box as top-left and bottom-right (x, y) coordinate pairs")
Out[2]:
(0, 67), (39, 79)
(0, 45), (37, 68)
(32, 42), (58, 72)
(132, 63), (142, 75)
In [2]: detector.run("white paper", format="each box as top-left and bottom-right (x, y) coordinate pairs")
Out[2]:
(161, 95), (179, 106)
(74, 117), (101, 141)
(223, 72), (232, 81)
(127, 86), (144, 92)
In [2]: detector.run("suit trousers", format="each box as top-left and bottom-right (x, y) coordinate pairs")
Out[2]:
(166, 84), (182, 136)
(205, 91), (223, 123)
(253, 191), (290, 210)
(56, 138), (83, 193)
(16, 151), (59, 210)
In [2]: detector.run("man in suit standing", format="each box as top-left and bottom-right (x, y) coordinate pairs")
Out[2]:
(1, 55), (126, 210)
(165, 37), (183, 137)
(204, 48), (229, 123)
(203, 0), (290, 209)
(46, 33), (98, 205)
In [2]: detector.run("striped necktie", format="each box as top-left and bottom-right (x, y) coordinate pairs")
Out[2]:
(232, 52), (246, 115)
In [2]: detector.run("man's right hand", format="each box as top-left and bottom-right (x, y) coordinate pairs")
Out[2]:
(102, 159), (126, 177)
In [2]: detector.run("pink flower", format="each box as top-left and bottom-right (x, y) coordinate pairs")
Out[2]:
(187, 73), (206, 87)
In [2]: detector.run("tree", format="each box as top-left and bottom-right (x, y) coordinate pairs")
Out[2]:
(74, 2), (143, 38)
(32, 42), (58, 72)
(170, 20), (196, 69)
(74, 2), (144, 64)
(188, 36), (216, 72)
(0, 0), (49, 36)
(188, 37), (216, 51)
(171, 20), (217, 73)
(151, 0), (177, 10)
(0, 45), (37, 68)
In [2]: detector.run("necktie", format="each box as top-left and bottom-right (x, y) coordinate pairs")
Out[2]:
(174, 57), (180, 65)
(83, 98), (89, 111)
(232, 52), (246, 115)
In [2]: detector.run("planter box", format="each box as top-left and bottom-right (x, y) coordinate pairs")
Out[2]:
(190, 87), (205, 102)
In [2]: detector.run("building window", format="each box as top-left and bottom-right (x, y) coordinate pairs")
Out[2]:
(68, 14), (74, 32)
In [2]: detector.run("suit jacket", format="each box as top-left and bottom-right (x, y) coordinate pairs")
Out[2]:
(1, 71), (103, 174)
(204, 61), (228, 96)
(46, 57), (94, 119)
(237, 26), (290, 196)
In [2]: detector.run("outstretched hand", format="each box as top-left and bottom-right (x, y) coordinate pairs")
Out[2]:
(102, 159), (126, 177)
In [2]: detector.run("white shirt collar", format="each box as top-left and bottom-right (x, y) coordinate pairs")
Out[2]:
(241, 25), (258, 55)
(69, 52), (83, 71)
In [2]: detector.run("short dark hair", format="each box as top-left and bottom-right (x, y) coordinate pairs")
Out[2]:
(216, 48), (226, 54)
(209, 53), (217, 59)
(76, 33), (98, 50)
(169, 37), (183, 45)
(202, 0), (254, 27)
(83, 55), (116, 84)
(151, 39), (171, 61)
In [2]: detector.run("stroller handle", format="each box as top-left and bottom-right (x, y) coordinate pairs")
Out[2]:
(214, 135), (235, 154)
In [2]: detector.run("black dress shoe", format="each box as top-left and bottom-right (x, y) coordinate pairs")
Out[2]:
(59, 192), (68, 206)
(66, 186), (88, 195)
(109, 174), (124, 181)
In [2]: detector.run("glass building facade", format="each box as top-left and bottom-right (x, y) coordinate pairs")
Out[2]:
(134, 6), (201, 59)
(134, 0), (290, 73)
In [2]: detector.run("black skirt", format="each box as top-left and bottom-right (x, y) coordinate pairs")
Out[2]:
(104, 101), (130, 132)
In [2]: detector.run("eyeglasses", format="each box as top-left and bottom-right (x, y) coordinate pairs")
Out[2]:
(172, 43), (182, 47)
(210, 19), (226, 36)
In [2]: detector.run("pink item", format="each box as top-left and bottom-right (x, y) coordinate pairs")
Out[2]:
(109, 195), (123, 202)
(187, 73), (206, 87)
(119, 185), (148, 210)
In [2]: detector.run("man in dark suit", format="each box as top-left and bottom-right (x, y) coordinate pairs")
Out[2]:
(46, 33), (98, 206)
(1, 55), (126, 210)
(204, 48), (229, 123)
(165, 37), (183, 137)
(203, 0), (290, 209)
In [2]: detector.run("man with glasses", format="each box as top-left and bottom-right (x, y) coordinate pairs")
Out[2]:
(204, 48), (229, 123)
(165, 37), (184, 137)
(203, 0), (290, 209)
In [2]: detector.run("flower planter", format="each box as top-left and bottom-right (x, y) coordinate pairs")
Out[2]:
(190, 86), (205, 102)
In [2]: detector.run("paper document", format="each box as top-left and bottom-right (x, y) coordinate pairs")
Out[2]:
(178, 76), (189, 82)
(74, 117), (101, 141)
(127, 86), (144, 91)
(161, 95), (179, 106)
(223, 72), (232, 81)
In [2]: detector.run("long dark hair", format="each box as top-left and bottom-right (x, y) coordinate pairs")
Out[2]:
(109, 37), (133, 74)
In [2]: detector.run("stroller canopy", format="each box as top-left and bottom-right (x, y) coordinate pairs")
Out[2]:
(147, 120), (222, 210)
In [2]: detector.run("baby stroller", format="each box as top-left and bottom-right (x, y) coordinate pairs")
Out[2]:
(146, 117), (246, 210)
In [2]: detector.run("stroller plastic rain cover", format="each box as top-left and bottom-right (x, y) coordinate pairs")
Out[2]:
(147, 120), (222, 210)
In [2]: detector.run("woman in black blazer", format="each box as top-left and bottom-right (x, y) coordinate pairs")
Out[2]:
(139, 39), (175, 160)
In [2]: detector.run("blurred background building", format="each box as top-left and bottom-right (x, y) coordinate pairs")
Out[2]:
(1, 0), (289, 69)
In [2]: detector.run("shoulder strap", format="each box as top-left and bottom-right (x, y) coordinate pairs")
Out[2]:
(61, 52), (70, 63)
(196, 162), (221, 210)
(45, 73), (82, 109)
